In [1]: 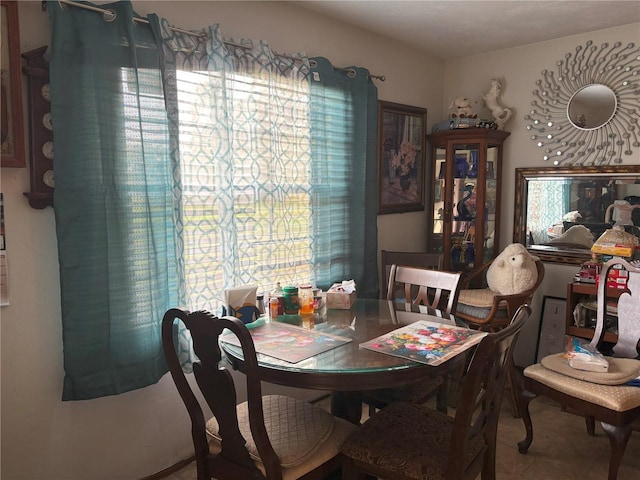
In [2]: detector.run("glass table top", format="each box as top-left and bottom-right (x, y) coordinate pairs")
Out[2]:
(220, 298), (468, 375)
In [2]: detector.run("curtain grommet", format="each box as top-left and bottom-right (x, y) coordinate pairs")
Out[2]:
(103, 9), (117, 22)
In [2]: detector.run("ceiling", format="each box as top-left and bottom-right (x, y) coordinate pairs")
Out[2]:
(295, 1), (640, 59)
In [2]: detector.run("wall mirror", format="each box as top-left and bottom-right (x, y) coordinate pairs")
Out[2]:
(523, 41), (639, 167)
(513, 166), (640, 265)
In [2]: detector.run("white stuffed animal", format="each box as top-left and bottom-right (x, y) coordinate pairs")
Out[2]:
(486, 243), (539, 295)
(449, 96), (477, 118)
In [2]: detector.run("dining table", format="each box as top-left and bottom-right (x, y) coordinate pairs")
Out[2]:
(220, 298), (482, 424)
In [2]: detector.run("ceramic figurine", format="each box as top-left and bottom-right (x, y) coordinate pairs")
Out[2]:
(480, 79), (512, 129)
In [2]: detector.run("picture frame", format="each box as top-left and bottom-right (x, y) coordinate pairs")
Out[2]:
(1, 1), (26, 168)
(535, 295), (567, 362)
(378, 101), (426, 214)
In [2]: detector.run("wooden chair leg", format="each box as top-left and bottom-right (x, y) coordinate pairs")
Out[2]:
(482, 428), (498, 480)
(436, 376), (449, 413)
(517, 389), (537, 454)
(504, 364), (521, 418)
(585, 415), (596, 436)
(341, 458), (370, 480)
(601, 422), (633, 480)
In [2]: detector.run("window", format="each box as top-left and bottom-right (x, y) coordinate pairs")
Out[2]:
(176, 69), (314, 313)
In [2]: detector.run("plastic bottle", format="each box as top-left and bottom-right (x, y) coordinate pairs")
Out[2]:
(298, 284), (314, 314)
(268, 297), (279, 319)
(271, 282), (284, 315)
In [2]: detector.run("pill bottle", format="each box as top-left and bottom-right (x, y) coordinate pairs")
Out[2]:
(283, 286), (299, 314)
(268, 297), (279, 319)
(271, 282), (284, 315)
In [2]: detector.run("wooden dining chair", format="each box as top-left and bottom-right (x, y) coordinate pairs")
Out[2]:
(454, 256), (544, 417)
(362, 265), (463, 414)
(517, 258), (640, 480)
(342, 304), (532, 480)
(380, 250), (443, 300)
(161, 308), (357, 480)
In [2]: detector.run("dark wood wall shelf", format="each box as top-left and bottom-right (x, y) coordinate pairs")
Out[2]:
(22, 46), (53, 209)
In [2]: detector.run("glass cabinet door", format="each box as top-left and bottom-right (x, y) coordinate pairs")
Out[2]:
(427, 129), (509, 274)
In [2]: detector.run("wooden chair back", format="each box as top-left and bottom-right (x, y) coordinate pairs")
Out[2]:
(387, 264), (462, 315)
(591, 258), (640, 358)
(380, 250), (442, 299)
(162, 309), (280, 480)
(448, 304), (531, 479)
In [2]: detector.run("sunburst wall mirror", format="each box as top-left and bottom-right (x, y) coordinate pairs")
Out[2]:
(524, 41), (639, 166)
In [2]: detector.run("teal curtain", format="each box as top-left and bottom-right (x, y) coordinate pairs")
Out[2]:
(309, 58), (379, 298)
(49, 2), (179, 400)
(48, 1), (378, 400)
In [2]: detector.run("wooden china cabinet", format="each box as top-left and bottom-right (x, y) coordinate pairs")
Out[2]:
(426, 128), (510, 274)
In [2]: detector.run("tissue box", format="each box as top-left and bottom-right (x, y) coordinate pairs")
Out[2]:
(326, 283), (356, 310)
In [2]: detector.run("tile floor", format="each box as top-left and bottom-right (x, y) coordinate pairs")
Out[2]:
(163, 394), (640, 480)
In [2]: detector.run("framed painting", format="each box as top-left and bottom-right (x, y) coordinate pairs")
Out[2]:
(1, 1), (25, 168)
(378, 101), (426, 214)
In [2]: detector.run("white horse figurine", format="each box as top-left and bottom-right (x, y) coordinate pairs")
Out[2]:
(481, 79), (513, 129)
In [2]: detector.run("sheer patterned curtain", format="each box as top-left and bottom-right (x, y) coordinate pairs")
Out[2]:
(155, 21), (315, 313)
(49, 0), (378, 400)
(48, 2), (178, 400)
(154, 24), (379, 312)
(527, 179), (570, 244)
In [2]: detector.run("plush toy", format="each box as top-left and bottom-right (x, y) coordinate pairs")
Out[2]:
(449, 96), (477, 118)
(486, 243), (539, 295)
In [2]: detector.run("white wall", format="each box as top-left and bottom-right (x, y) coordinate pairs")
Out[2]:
(442, 23), (640, 364)
(0, 2), (442, 479)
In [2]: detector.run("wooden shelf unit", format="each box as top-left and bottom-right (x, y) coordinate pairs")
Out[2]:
(565, 282), (624, 344)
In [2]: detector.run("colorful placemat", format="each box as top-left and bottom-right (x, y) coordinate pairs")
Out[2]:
(221, 321), (352, 364)
(360, 320), (487, 366)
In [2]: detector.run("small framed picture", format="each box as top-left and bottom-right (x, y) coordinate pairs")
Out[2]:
(1, 1), (26, 167)
(378, 101), (426, 215)
(535, 296), (567, 362)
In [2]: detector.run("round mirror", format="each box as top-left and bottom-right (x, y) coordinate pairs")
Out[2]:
(567, 84), (617, 130)
(524, 40), (639, 166)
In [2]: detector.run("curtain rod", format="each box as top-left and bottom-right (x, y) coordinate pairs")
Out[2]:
(51, 0), (385, 81)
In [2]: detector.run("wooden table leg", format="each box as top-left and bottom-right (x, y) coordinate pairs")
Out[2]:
(331, 391), (363, 425)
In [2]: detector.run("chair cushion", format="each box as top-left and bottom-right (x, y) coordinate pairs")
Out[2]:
(456, 288), (509, 320)
(541, 353), (640, 385)
(206, 395), (336, 468)
(524, 363), (640, 412)
(341, 401), (484, 480)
